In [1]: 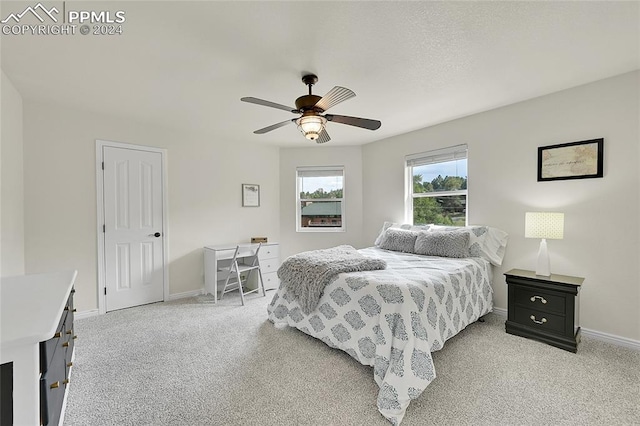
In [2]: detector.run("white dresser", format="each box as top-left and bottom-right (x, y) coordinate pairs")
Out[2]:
(1, 270), (77, 426)
(258, 243), (280, 291)
(204, 242), (280, 302)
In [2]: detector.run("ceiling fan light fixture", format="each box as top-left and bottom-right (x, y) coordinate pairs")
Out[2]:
(242, 74), (380, 144)
(296, 115), (327, 140)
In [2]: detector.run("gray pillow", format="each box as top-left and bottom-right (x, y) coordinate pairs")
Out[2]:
(374, 222), (431, 246)
(378, 228), (419, 253)
(414, 231), (470, 258)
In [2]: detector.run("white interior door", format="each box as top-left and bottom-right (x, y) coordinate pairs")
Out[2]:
(103, 146), (164, 311)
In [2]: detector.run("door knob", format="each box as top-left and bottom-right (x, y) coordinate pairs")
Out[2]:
(149, 232), (161, 237)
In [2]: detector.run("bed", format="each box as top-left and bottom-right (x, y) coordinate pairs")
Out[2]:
(267, 224), (508, 425)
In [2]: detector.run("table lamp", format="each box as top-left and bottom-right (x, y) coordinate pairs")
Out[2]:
(525, 212), (564, 276)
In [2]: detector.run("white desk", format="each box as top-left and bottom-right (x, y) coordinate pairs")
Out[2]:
(204, 242), (280, 302)
(1, 270), (77, 425)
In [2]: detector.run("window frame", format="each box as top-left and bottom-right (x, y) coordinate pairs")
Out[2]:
(405, 144), (468, 226)
(296, 165), (346, 233)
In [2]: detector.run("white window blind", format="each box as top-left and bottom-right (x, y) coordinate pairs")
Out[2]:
(296, 167), (343, 178)
(406, 144), (468, 167)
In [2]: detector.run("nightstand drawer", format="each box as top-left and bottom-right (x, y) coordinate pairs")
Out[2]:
(514, 307), (565, 334)
(513, 286), (565, 315)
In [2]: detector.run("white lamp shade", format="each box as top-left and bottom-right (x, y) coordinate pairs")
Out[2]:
(525, 212), (564, 240)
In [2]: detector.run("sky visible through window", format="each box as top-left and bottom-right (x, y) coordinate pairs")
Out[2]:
(300, 176), (343, 193)
(414, 159), (467, 183)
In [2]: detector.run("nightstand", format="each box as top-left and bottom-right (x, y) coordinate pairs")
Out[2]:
(504, 269), (584, 353)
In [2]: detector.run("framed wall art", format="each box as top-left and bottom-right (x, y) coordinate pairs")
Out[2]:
(538, 138), (603, 182)
(242, 184), (260, 207)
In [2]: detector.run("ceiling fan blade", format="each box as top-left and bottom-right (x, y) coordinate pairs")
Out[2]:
(253, 119), (294, 134)
(325, 114), (381, 130)
(314, 86), (355, 112)
(316, 129), (331, 144)
(241, 97), (296, 113)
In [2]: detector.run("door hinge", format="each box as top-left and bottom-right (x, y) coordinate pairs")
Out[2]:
(102, 162), (104, 170)
(103, 224), (106, 233)
(104, 287), (107, 295)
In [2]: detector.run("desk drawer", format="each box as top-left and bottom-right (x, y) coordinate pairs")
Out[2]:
(259, 245), (279, 261)
(262, 272), (280, 290)
(260, 258), (279, 274)
(513, 307), (565, 334)
(513, 286), (565, 315)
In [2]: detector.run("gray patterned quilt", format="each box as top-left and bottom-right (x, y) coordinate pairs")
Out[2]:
(267, 247), (493, 425)
(277, 245), (387, 315)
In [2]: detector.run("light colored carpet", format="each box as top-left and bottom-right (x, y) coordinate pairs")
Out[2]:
(64, 292), (640, 425)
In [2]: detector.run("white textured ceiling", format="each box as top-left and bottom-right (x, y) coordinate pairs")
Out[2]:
(1, 1), (638, 147)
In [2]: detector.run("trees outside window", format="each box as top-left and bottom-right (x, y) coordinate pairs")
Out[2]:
(406, 145), (467, 226)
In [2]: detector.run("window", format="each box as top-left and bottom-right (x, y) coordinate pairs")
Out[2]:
(406, 144), (467, 226)
(296, 166), (345, 232)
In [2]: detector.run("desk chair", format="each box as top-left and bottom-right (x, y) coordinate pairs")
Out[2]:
(219, 243), (266, 305)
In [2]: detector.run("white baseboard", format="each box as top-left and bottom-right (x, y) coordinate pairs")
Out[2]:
(76, 290), (204, 319)
(492, 306), (507, 317)
(75, 309), (99, 320)
(490, 306), (639, 351)
(580, 328), (640, 352)
(167, 288), (205, 301)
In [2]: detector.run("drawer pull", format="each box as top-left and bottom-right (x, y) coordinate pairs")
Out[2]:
(530, 295), (547, 304)
(63, 379), (70, 385)
(73, 308), (77, 312)
(54, 332), (62, 338)
(530, 315), (547, 325)
(67, 362), (73, 367)
(50, 381), (60, 389)
(73, 335), (78, 339)
(63, 342), (69, 347)
(66, 329), (73, 335)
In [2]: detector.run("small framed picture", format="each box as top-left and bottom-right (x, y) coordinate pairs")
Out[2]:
(538, 138), (603, 181)
(242, 184), (260, 207)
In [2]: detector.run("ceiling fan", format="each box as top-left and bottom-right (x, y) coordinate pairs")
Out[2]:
(241, 74), (381, 144)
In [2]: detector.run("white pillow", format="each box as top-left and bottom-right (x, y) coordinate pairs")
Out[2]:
(374, 221), (431, 246)
(429, 225), (508, 266)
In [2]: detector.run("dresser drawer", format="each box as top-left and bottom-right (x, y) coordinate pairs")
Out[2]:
(65, 289), (76, 320)
(64, 320), (76, 367)
(259, 245), (279, 261)
(40, 311), (67, 374)
(513, 307), (565, 334)
(260, 258), (279, 274)
(513, 286), (565, 315)
(262, 271), (280, 290)
(40, 346), (67, 426)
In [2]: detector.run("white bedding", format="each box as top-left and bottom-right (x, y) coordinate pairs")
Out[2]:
(267, 247), (493, 425)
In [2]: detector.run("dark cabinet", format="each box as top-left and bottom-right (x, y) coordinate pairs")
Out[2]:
(505, 269), (583, 353)
(40, 289), (76, 425)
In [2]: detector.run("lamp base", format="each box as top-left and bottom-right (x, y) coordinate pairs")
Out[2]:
(535, 238), (551, 276)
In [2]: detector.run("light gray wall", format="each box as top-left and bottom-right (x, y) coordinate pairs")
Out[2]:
(279, 146), (364, 259)
(22, 101), (280, 312)
(1, 70), (25, 276)
(362, 71), (639, 341)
